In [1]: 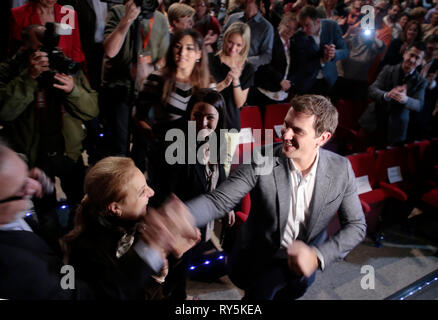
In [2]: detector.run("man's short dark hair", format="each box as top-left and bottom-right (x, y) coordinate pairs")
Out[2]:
(289, 95), (338, 136)
(298, 5), (319, 22)
(407, 41), (427, 53)
(426, 34), (438, 44)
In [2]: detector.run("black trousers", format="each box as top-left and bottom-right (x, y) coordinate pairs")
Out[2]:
(240, 230), (327, 301)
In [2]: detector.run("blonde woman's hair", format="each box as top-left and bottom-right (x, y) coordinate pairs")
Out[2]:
(61, 157), (138, 257)
(168, 3), (196, 27)
(218, 22), (251, 61)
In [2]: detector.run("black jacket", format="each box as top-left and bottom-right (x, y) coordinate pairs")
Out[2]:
(0, 229), (93, 299)
(255, 30), (293, 92)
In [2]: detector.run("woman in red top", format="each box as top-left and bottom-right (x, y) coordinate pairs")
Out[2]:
(9, 0), (85, 64)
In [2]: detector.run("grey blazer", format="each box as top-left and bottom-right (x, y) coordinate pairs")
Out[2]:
(186, 144), (366, 287)
(368, 64), (427, 144)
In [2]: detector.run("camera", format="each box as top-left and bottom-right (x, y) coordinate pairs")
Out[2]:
(38, 22), (80, 87)
(100, 0), (158, 16)
(40, 22), (80, 75)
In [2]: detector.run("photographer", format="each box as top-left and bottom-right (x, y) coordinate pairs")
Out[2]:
(9, 0), (85, 64)
(334, 25), (386, 101)
(0, 24), (99, 219)
(101, 0), (169, 157)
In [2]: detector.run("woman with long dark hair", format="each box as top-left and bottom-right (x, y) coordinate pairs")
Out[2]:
(163, 88), (235, 300)
(133, 28), (214, 204)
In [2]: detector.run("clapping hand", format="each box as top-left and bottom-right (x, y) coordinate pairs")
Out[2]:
(387, 85), (408, 104)
(426, 70), (438, 86)
(229, 64), (243, 84)
(322, 44), (336, 63)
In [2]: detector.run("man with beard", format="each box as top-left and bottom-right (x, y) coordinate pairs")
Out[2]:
(369, 42), (428, 146)
(383, 4), (402, 39)
(184, 94), (367, 300)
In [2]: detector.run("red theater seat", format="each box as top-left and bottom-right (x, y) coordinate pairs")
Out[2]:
(235, 193), (251, 230)
(421, 188), (438, 210)
(264, 103), (290, 143)
(375, 147), (414, 202)
(347, 149), (389, 235)
(240, 106), (263, 132)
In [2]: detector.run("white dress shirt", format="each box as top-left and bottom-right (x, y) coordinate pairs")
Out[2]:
(281, 151), (326, 269)
(312, 28), (324, 80)
(0, 217), (33, 232)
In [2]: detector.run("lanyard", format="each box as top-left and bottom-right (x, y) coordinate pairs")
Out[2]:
(141, 17), (155, 50)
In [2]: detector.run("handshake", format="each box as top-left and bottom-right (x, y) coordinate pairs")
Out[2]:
(137, 194), (201, 260)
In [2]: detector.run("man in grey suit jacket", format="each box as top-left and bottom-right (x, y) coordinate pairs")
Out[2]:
(185, 95), (367, 300)
(369, 42), (428, 146)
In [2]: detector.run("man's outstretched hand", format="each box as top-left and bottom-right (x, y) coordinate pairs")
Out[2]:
(139, 194), (201, 259)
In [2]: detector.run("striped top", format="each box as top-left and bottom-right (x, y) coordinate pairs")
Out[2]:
(136, 70), (216, 126)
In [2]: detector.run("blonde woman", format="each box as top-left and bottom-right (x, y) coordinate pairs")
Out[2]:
(208, 22), (255, 175)
(62, 156), (199, 299)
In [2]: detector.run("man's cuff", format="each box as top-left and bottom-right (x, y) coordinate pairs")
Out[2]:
(383, 92), (391, 101)
(312, 246), (325, 271)
(133, 240), (164, 274)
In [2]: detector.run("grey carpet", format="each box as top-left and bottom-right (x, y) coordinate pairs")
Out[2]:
(187, 222), (438, 300)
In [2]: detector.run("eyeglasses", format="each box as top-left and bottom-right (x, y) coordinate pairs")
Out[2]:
(0, 195), (25, 204)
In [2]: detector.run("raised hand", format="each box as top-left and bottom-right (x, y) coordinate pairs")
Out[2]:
(28, 51), (49, 79)
(122, 0), (141, 26)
